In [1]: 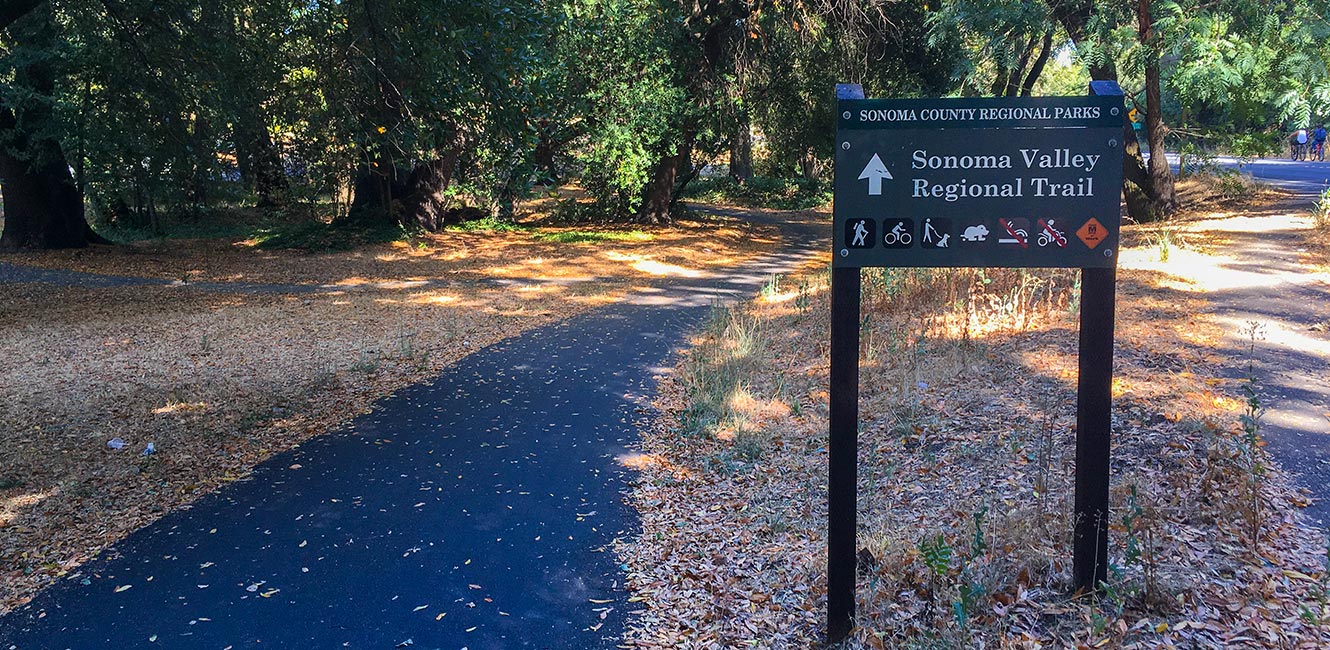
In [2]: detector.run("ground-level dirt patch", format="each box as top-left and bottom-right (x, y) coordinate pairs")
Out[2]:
(0, 209), (784, 613)
(622, 190), (1330, 648)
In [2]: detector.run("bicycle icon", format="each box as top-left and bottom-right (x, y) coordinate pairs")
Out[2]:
(882, 219), (914, 248)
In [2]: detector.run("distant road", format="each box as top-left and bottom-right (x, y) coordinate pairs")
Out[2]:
(1160, 152), (1328, 200)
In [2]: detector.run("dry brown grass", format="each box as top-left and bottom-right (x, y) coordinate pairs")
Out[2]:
(0, 208), (781, 613)
(622, 187), (1330, 648)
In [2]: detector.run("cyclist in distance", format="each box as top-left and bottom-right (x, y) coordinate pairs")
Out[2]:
(1292, 126), (1310, 161)
(1313, 124), (1327, 161)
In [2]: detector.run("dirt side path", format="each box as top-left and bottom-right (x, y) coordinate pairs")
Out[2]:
(1123, 197), (1330, 523)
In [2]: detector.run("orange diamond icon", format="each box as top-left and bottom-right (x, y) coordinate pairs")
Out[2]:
(1076, 218), (1108, 249)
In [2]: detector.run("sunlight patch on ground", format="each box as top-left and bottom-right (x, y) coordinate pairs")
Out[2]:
(615, 453), (661, 470)
(1, 490), (57, 528)
(1111, 376), (1132, 399)
(153, 402), (210, 415)
(1119, 247), (1204, 285)
(411, 294), (460, 306)
(725, 386), (790, 423)
(1190, 213), (1313, 234)
(1122, 209), (1319, 292)
(616, 453), (693, 480)
(1214, 315), (1330, 358)
(604, 252), (707, 278)
(1122, 237), (1318, 294)
(329, 278), (433, 289)
(759, 289), (802, 304)
(430, 250), (471, 262)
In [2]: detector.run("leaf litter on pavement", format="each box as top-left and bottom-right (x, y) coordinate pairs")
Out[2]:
(621, 187), (1330, 648)
(0, 207), (779, 613)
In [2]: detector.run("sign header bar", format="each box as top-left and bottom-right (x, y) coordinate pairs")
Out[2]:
(839, 95), (1124, 130)
(832, 95), (1125, 269)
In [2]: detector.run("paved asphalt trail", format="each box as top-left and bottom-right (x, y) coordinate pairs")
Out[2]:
(1163, 151), (1330, 197)
(1160, 154), (1330, 522)
(0, 210), (825, 649)
(1195, 208), (1330, 524)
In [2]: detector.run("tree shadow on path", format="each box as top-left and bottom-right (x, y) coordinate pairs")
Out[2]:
(1159, 207), (1330, 524)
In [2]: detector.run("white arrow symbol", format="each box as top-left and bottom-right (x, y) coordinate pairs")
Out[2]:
(858, 153), (892, 196)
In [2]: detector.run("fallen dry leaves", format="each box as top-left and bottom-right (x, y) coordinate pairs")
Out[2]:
(0, 209), (779, 614)
(621, 190), (1330, 648)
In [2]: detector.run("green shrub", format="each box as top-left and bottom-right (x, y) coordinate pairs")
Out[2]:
(530, 230), (650, 243)
(1226, 131), (1283, 159)
(1314, 188), (1330, 230)
(1177, 140), (1220, 177)
(253, 218), (413, 251)
(1213, 169), (1261, 199)
(679, 175), (832, 210)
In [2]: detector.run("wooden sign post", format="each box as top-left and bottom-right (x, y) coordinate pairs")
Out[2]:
(826, 81), (1125, 642)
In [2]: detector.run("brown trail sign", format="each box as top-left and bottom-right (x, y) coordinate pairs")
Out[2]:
(826, 82), (1125, 643)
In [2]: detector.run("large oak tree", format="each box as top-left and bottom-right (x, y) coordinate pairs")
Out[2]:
(0, 1), (99, 249)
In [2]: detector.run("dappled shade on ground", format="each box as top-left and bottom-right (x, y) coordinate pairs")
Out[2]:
(621, 190), (1330, 648)
(0, 208), (786, 613)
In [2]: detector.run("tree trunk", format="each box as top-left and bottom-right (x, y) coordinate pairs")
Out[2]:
(399, 148), (462, 231)
(0, 5), (94, 250)
(638, 145), (687, 224)
(347, 168), (379, 212)
(221, 1), (287, 209)
(629, 0), (748, 224)
(991, 61), (1011, 97)
(346, 0), (470, 231)
(350, 140), (463, 231)
(0, 120), (87, 249)
(730, 112), (754, 183)
(1137, 0), (1177, 216)
(1004, 34), (1038, 96)
(183, 112), (211, 209)
(799, 148), (824, 182)
(533, 119), (561, 186)
(75, 77), (90, 194)
(235, 115), (287, 207)
(1120, 119), (1154, 220)
(1020, 30), (1055, 96)
(1048, 0), (1158, 222)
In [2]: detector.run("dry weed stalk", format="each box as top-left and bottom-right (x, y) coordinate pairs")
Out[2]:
(1236, 321), (1268, 553)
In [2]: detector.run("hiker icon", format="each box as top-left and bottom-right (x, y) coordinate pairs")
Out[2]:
(845, 218), (876, 249)
(852, 221), (869, 246)
(921, 218), (952, 249)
